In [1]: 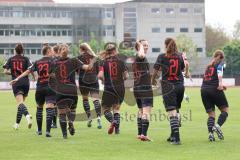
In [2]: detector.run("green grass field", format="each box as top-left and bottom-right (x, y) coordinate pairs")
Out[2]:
(0, 88), (239, 160)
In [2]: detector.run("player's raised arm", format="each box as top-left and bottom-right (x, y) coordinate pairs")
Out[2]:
(135, 42), (145, 59)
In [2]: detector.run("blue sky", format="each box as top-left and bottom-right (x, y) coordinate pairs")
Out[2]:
(55, 0), (240, 34)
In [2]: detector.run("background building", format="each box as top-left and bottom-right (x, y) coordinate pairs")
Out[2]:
(0, 0), (205, 61)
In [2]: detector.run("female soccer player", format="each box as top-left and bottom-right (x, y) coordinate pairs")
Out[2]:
(51, 44), (60, 129)
(152, 38), (185, 145)
(133, 40), (153, 141)
(10, 46), (56, 137)
(78, 43), (102, 129)
(49, 44), (95, 139)
(201, 50), (229, 142)
(3, 43), (33, 130)
(98, 42), (128, 135)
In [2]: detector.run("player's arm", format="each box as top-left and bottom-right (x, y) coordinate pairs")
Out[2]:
(152, 55), (162, 86)
(217, 64), (226, 90)
(9, 69), (31, 85)
(3, 59), (11, 75)
(151, 69), (160, 86)
(184, 59), (190, 78)
(136, 42), (145, 59)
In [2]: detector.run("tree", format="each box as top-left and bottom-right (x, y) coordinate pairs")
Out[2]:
(206, 25), (230, 56)
(176, 34), (199, 73)
(222, 40), (240, 76)
(233, 20), (240, 40)
(176, 34), (197, 59)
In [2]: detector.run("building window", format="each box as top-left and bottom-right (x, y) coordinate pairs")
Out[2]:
(180, 28), (188, 32)
(196, 48), (203, 52)
(15, 30), (20, 36)
(103, 25), (115, 36)
(166, 8), (174, 14)
(77, 30), (83, 36)
(13, 11), (23, 17)
(30, 11), (35, 17)
(46, 30), (52, 36)
(57, 31), (61, 36)
(152, 48), (161, 53)
(62, 30), (67, 36)
(31, 49), (36, 54)
(152, 27), (160, 33)
(104, 8), (114, 18)
(31, 30), (36, 36)
(0, 49), (4, 54)
(0, 11), (3, 17)
(151, 8), (160, 14)
(194, 8), (202, 14)
(124, 7), (137, 42)
(68, 30), (72, 36)
(53, 31), (56, 36)
(194, 28), (203, 32)
(180, 8), (188, 13)
(166, 28), (175, 33)
(0, 30), (4, 36)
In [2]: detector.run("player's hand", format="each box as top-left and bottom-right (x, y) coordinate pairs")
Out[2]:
(217, 85), (224, 90)
(9, 78), (18, 85)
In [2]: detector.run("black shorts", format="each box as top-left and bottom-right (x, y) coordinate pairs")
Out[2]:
(35, 86), (56, 106)
(201, 88), (229, 113)
(102, 86), (125, 108)
(56, 94), (78, 110)
(134, 85), (153, 108)
(136, 98), (153, 108)
(162, 83), (185, 112)
(12, 84), (29, 97)
(79, 81), (99, 96)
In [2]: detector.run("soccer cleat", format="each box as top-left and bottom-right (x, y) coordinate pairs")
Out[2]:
(51, 123), (57, 129)
(108, 122), (115, 134)
(13, 123), (20, 130)
(68, 123), (75, 136)
(140, 135), (152, 142)
(87, 119), (92, 128)
(208, 133), (215, 142)
(170, 140), (182, 145)
(26, 114), (32, 129)
(46, 132), (52, 138)
(115, 128), (120, 135)
(97, 117), (102, 129)
(212, 124), (224, 140)
(167, 136), (175, 142)
(36, 131), (42, 135)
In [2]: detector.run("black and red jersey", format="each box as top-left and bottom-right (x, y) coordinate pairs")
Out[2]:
(78, 53), (99, 84)
(132, 56), (151, 88)
(49, 57), (83, 96)
(154, 53), (185, 84)
(201, 62), (224, 89)
(3, 55), (32, 86)
(29, 56), (54, 88)
(100, 55), (127, 89)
